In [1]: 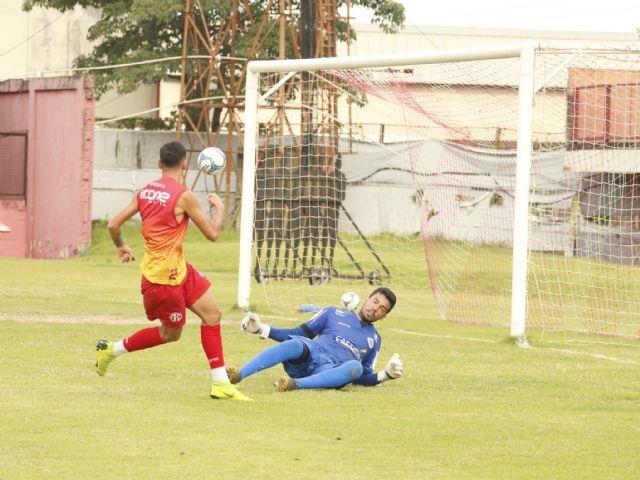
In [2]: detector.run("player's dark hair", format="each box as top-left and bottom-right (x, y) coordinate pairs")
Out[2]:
(159, 141), (186, 168)
(370, 287), (396, 312)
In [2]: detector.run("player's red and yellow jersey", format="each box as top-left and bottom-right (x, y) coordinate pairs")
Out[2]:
(137, 177), (189, 285)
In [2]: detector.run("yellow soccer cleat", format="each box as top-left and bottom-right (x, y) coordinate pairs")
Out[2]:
(95, 339), (116, 377)
(225, 365), (241, 384)
(209, 381), (253, 401)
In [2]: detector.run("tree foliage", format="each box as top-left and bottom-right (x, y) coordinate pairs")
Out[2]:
(23, 0), (405, 97)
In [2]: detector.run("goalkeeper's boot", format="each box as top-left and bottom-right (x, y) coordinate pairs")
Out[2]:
(95, 339), (116, 377)
(225, 366), (241, 385)
(275, 376), (299, 392)
(209, 381), (253, 402)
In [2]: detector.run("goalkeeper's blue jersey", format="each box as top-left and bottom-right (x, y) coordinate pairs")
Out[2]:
(301, 307), (381, 374)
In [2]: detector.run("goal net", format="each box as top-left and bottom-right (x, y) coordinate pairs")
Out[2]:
(238, 45), (640, 343)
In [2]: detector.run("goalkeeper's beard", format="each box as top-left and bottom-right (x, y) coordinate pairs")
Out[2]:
(359, 309), (373, 324)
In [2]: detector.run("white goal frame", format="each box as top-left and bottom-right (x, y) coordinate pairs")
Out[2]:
(237, 43), (536, 343)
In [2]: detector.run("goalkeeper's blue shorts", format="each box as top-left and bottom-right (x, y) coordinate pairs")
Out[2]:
(282, 336), (341, 379)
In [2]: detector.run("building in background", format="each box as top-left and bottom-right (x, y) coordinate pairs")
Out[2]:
(0, 0), (178, 120)
(1, 2), (638, 125)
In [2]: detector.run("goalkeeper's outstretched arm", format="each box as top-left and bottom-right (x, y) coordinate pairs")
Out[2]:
(241, 309), (330, 342)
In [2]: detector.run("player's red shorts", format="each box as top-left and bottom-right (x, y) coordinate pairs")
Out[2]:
(140, 262), (211, 329)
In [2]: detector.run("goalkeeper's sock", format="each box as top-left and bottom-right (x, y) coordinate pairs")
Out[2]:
(201, 324), (229, 382)
(123, 326), (164, 352)
(296, 360), (363, 389)
(239, 339), (305, 380)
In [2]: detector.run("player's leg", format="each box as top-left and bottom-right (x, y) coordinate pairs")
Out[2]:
(276, 359), (363, 391)
(96, 282), (184, 377)
(186, 265), (252, 401)
(234, 339), (308, 383)
(188, 286), (225, 379)
(95, 325), (181, 376)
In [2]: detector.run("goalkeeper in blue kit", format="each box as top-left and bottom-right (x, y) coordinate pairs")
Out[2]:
(226, 287), (404, 391)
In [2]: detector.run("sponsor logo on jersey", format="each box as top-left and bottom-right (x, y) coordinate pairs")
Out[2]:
(338, 321), (351, 328)
(140, 188), (171, 205)
(334, 335), (361, 360)
(169, 312), (183, 323)
(169, 268), (178, 281)
(367, 337), (375, 349)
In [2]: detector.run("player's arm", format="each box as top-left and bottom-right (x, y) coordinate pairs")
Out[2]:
(180, 191), (225, 242)
(107, 193), (139, 263)
(354, 338), (403, 386)
(241, 308), (331, 342)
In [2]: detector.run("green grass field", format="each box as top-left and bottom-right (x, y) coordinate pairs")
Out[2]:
(1, 222), (639, 479)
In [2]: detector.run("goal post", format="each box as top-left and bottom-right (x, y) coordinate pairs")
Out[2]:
(237, 43), (535, 342)
(238, 43), (640, 344)
(511, 44), (536, 342)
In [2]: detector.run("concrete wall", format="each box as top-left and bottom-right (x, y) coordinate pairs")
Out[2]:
(95, 84), (159, 120)
(0, 2), (99, 80)
(92, 129), (240, 219)
(0, 1), (164, 120)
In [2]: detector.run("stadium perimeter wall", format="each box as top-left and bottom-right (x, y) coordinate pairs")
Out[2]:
(91, 133), (499, 237)
(92, 131), (416, 235)
(92, 129), (241, 221)
(88, 131), (640, 265)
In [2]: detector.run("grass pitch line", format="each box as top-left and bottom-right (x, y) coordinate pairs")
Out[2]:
(544, 338), (640, 350)
(539, 347), (640, 366)
(0, 313), (241, 326)
(390, 328), (498, 344)
(391, 327), (640, 365)
(0, 313), (149, 325)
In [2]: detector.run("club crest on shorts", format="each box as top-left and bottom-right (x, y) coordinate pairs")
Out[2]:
(367, 337), (375, 348)
(169, 312), (183, 323)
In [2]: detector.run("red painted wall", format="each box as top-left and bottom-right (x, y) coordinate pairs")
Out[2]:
(0, 199), (26, 257)
(0, 76), (94, 259)
(569, 68), (640, 144)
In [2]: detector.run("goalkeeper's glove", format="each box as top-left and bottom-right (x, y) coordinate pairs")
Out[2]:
(377, 353), (403, 383)
(240, 312), (270, 339)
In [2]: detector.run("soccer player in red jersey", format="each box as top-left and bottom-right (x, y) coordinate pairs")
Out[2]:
(96, 141), (251, 401)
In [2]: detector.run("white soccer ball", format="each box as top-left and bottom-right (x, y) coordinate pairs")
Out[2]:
(340, 291), (360, 311)
(197, 147), (226, 175)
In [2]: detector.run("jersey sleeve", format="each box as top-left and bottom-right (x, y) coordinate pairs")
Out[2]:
(353, 333), (382, 386)
(267, 325), (311, 342)
(267, 307), (332, 342)
(301, 307), (332, 336)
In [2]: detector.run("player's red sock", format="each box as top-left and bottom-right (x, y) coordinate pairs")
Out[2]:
(200, 324), (225, 369)
(123, 327), (164, 352)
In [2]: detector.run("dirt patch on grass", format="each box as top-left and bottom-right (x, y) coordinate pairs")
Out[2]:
(0, 313), (150, 325)
(0, 313), (240, 325)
